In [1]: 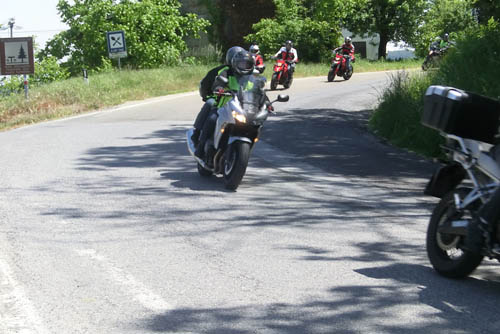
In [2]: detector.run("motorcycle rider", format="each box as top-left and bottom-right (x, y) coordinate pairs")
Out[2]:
(272, 40), (298, 80)
(194, 49), (256, 160)
(333, 36), (355, 72)
(191, 46), (244, 146)
(250, 44), (265, 73)
(422, 33), (452, 70)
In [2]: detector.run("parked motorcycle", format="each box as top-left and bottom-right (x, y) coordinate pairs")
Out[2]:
(328, 51), (354, 82)
(422, 85), (500, 278)
(270, 59), (293, 90)
(187, 74), (289, 190)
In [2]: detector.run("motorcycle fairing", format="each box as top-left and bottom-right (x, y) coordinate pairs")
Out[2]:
(214, 75), (267, 149)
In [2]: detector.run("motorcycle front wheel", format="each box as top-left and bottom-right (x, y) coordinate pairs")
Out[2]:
(270, 73), (279, 90)
(284, 76), (293, 89)
(426, 190), (483, 278)
(327, 68), (335, 82)
(223, 141), (251, 191)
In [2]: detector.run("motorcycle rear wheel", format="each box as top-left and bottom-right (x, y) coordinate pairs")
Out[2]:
(223, 141), (251, 191)
(271, 73), (278, 90)
(343, 66), (353, 80)
(284, 76), (293, 89)
(426, 190), (483, 278)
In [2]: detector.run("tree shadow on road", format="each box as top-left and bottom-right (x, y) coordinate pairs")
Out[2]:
(132, 261), (500, 334)
(263, 107), (436, 180)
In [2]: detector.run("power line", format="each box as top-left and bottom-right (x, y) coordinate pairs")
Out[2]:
(2, 29), (65, 33)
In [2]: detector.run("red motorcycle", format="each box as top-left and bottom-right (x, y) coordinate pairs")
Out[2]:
(270, 59), (293, 90)
(327, 51), (354, 82)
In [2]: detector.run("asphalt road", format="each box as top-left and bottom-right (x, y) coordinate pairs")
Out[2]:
(1, 71), (499, 334)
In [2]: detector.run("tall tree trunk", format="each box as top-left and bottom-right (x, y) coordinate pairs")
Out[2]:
(378, 34), (389, 59)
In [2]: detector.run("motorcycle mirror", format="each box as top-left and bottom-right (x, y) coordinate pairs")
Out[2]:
(277, 94), (289, 102)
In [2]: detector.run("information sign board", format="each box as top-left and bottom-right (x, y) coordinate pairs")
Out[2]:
(0, 37), (35, 75)
(106, 30), (127, 59)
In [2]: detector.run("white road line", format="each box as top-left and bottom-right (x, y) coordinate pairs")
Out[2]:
(76, 249), (173, 312)
(0, 258), (49, 334)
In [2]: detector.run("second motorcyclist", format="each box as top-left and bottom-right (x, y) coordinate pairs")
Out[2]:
(272, 40), (298, 80)
(250, 44), (265, 74)
(333, 36), (355, 72)
(194, 49), (256, 161)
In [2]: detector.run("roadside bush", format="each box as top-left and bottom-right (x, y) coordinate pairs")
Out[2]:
(370, 19), (500, 158)
(437, 19), (500, 98)
(32, 56), (70, 86)
(369, 71), (443, 157)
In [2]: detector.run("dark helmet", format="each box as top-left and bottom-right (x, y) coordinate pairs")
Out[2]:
(443, 33), (449, 41)
(225, 46), (245, 65)
(231, 50), (255, 75)
(345, 36), (352, 44)
(285, 40), (293, 51)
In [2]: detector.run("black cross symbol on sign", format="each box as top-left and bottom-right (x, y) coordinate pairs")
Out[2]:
(111, 36), (122, 46)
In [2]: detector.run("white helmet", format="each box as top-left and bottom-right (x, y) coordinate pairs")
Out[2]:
(249, 44), (260, 55)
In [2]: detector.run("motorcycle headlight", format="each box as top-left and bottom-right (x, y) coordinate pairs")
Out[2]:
(232, 110), (246, 123)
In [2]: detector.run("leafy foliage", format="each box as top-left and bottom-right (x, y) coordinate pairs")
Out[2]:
(414, 0), (477, 57)
(344, 0), (428, 58)
(202, 0), (276, 53)
(39, 0), (210, 75)
(437, 19), (500, 98)
(474, 0), (500, 23)
(370, 20), (500, 158)
(32, 56), (71, 86)
(244, 0), (341, 62)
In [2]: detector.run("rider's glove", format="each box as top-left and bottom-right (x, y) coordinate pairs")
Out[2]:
(267, 104), (274, 112)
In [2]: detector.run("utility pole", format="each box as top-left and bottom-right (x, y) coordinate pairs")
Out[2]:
(8, 17), (14, 38)
(6, 17), (29, 99)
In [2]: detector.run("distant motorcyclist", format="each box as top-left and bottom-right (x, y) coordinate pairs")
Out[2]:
(191, 46), (244, 146)
(333, 36), (355, 71)
(195, 49), (255, 160)
(272, 40), (298, 79)
(422, 33), (453, 70)
(250, 44), (265, 74)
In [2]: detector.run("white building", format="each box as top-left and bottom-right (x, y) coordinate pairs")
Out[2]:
(341, 28), (380, 60)
(341, 29), (416, 60)
(385, 41), (416, 60)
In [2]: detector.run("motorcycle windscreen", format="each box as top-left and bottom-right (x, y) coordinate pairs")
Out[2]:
(236, 75), (267, 114)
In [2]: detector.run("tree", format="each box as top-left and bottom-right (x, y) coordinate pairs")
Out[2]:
(414, 0), (477, 57)
(474, 0), (500, 23)
(344, 0), (428, 59)
(18, 46), (27, 63)
(245, 0), (341, 62)
(39, 0), (209, 75)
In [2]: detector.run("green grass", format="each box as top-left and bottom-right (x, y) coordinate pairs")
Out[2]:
(369, 71), (444, 158)
(370, 24), (500, 159)
(0, 60), (421, 131)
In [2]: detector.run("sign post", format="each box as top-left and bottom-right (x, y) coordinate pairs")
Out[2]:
(0, 37), (35, 99)
(106, 30), (127, 70)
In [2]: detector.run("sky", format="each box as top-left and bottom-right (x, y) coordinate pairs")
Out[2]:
(0, 0), (68, 50)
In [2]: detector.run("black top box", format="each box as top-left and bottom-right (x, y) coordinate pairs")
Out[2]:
(422, 85), (500, 144)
